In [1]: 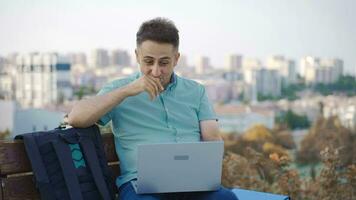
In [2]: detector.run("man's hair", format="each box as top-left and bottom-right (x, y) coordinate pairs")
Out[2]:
(136, 17), (179, 49)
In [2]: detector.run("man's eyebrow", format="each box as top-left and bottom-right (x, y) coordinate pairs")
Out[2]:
(143, 56), (171, 60)
(143, 56), (154, 59)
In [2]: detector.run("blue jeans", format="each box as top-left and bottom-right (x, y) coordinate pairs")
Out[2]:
(118, 180), (238, 200)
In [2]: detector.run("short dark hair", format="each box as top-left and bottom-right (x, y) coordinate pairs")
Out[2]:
(136, 17), (179, 49)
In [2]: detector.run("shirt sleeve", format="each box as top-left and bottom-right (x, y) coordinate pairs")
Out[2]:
(96, 82), (115, 126)
(197, 85), (218, 121)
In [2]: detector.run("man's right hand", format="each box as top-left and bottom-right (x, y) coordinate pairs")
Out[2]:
(126, 73), (164, 100)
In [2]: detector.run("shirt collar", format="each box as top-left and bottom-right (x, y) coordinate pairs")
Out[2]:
(166, 72), (177, 91)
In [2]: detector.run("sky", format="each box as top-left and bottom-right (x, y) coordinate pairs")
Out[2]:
(0, 0), (355, 74)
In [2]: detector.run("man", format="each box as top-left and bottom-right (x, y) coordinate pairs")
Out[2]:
(68, 17), (237, 200)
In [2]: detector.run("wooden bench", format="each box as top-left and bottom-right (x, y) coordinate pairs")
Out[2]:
(0, 133), (291, 200)
(0, 133), (120, 200)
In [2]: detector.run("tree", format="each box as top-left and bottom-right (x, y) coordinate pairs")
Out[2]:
(275, 110), (310, 130)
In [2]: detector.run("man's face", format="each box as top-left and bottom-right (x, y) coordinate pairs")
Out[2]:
(135, 40), (180, 87)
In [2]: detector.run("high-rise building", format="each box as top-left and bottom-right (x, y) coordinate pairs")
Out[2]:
(301, 56), (343, 84)
(15, 53), (72, 108)
(0, 56), (16, 100)
(0, 73), (13, 100)
(89, 49), (109, 68)
(320, 58), (343, 82)
(5, 53), (18, 66)
(242, 58), (262, 70)
(69, 53), (87, 66)
(111, 49), (131, 66)
(224, 54), (242, 72)
(244, 68), (281, 101)
(175, 55), (195, 76)
(266, 55), (296, 85)
(195, 56), (210, 74)
(0, 56), (5, 70)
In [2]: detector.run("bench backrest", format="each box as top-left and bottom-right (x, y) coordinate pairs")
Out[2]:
(0, 133), (119, 200)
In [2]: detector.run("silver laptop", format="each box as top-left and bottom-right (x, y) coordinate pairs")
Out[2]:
(131, 141), (224, 194)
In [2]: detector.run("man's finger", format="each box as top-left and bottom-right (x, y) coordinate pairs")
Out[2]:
(147, 75), (164, 92)
(144, 79), (158, 100)
(145, 76), (160, 96)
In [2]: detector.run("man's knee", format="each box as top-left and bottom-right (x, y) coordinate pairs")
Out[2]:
(119, 182), (162, 200)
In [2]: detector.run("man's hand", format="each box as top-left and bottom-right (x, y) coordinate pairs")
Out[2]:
(126, 73), (164, 100)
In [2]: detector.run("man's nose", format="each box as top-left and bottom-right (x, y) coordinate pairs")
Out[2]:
(151, 65), (161, 77)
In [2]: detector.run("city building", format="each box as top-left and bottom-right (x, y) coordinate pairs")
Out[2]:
(5, 53), (18, 66)
(177, 54), (188, 68)
(111, 49), (131, 66)
(322, 96), (356, 131)
(89, 49), (110, 68)
(224, 54), (243, 72)
(0, 72), (13, 100)
(56, 62), (73, 103)
(199, 78), (232, 103)
(69, 52), (87, 66)
(300, 56), (343, 84)
(0, 56), (17, 100)
(15, 53), (72, 108)
(215, 104), (275, 133)
(266, 55), (296, 85)
(244, 68), (282, 101)
(195, 56), (210, 75)
(0, 56), (5, 70)
(242, 58), (262, 70)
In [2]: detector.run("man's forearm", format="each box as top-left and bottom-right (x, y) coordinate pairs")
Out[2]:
(200, 120), (222, 141)
(68, 85), (131, 128)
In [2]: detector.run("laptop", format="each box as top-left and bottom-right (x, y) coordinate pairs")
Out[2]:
(131, 141), (224, 194)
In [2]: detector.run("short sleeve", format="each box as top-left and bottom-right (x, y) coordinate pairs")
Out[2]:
(197, 85), (218, 121)
(96, 82), (115, 126)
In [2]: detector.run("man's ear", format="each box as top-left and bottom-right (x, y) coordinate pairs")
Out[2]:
(135, 49), (140, 64)
(173, 52), (180, 67)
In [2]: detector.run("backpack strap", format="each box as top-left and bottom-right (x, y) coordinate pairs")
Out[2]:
(80, 135), (113, 200)
(52, 139), (84, 200)
(20, 133), (57, 200)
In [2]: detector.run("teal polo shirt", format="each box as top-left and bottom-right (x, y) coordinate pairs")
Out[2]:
(97, 72), (217, 188)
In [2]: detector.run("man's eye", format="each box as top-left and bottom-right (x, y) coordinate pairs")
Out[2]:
(160, 62), (169, 66)
(144, 60), (154, 65)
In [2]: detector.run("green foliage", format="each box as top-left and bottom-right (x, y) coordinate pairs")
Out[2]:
(257, 93), (280, 101)
(313, 75), (356, 96)
(281, 82), (306, 100)
(257, 82), (306, 102)
(275, 110), (310, 130)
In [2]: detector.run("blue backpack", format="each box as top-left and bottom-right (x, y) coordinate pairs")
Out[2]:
(15, 125), (116, 200)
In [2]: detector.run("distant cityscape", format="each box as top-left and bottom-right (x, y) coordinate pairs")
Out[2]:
(0, 49), (355, 139)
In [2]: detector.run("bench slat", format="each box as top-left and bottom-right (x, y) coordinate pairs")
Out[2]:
(0, 163), (120, 200)
(0, 133), (119, 175)
(1, 173), (40, 200)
